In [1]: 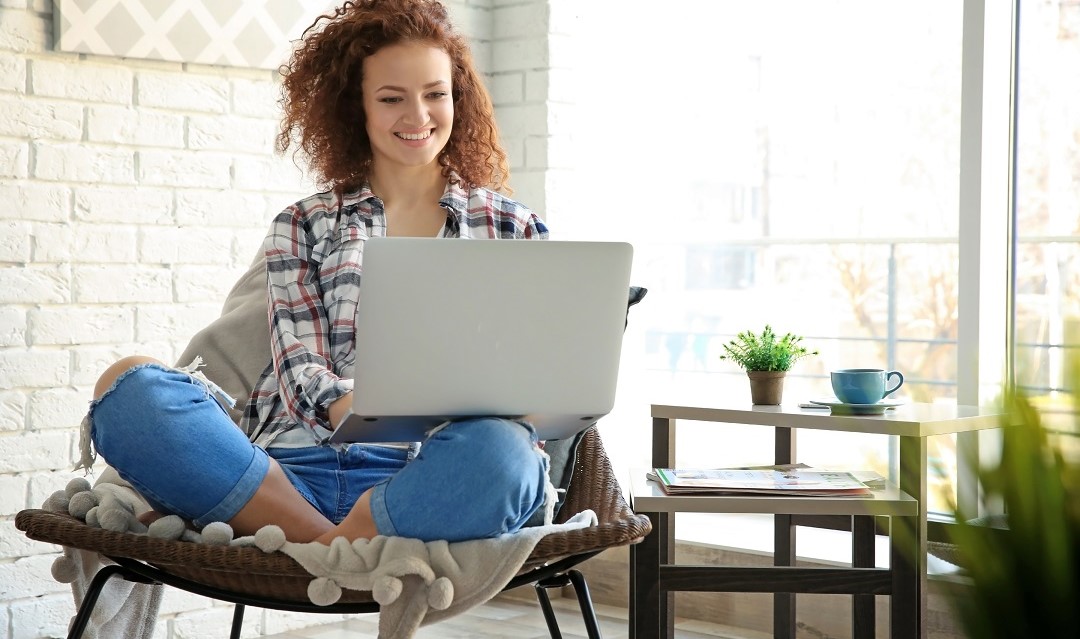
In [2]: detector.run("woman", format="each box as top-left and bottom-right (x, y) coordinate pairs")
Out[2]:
(85, 0), (550, 545)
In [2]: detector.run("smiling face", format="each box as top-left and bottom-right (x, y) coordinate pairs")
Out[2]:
(361, 42), (454, 177)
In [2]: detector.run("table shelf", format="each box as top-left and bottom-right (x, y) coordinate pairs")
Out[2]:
(629, 470), (918, 517)
(651, 400), (1001, 438)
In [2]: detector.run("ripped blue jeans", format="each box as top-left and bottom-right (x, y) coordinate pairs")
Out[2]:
(87, 363), (550, 542)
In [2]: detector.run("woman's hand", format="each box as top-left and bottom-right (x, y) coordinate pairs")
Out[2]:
(327, 392), (354, 430)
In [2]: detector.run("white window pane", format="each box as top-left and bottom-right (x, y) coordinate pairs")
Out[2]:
(1015, 0), (1080, 417)
(564, 0), (964, 515)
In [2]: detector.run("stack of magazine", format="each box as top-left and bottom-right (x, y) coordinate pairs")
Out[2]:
(647, 464), (881, 497)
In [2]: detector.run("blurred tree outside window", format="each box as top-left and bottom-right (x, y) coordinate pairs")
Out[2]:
(566, 0), (1078, 523)
(1015, 0), (1080, 418)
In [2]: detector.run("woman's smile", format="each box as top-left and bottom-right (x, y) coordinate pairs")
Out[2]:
(395, 129), (435, 146)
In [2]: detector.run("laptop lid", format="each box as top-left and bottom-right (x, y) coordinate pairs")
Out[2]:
(328, 237), (633, 443)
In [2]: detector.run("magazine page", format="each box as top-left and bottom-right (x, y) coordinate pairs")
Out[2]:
(651, 467), (873, 496)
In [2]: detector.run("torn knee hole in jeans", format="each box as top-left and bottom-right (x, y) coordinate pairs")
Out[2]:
(75, 357), (236, 474)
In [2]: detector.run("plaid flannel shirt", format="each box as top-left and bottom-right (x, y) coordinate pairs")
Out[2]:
(241, 180), (549, 448)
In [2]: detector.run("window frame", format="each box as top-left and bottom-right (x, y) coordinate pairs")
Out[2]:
(955, 0), (1017, 519)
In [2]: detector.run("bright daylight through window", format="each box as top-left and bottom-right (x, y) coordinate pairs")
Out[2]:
(1015, 0), (1080, 414)
(560, 0), (1079, 546)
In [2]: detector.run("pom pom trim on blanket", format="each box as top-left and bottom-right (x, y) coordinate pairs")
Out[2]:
(42, 475), (595, 639)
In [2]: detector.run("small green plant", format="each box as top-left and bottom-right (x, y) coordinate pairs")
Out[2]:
(719, 325), (817, 372)
(883, 364), (1080, 638)
(938, 389), (1080, 638)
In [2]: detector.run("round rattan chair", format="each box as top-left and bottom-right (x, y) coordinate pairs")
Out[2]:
(17, 426), (650, 639)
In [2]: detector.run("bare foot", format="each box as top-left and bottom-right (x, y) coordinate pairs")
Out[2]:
(137, 510), (195, 530)
(137, 510), (166, 526)
(313, 491), (379, 545)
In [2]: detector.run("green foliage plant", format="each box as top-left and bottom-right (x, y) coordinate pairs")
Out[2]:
(719, 325), (818, 372)
(942, 388), (1079, 638)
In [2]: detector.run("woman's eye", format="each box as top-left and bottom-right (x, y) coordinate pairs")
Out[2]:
(427, 91), (449, 100)
(379, 96), (403, 104)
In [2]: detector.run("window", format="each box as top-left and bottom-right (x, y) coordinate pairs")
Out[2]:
(564, 0), (966, 520)
(1014, 0), (1080, 418)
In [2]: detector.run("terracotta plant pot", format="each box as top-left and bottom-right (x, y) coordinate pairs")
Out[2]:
(746, 370), (786, 405)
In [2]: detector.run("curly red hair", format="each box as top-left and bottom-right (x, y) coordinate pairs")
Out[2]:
(277, 0), (510, 194)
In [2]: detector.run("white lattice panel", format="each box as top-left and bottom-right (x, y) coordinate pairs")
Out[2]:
(54, 0), (336, 70)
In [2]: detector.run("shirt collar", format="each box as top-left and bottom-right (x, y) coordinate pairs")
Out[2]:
(352, 173), (466, 206)
(352, 174), (469, 221)
(438, 175), (470, 217)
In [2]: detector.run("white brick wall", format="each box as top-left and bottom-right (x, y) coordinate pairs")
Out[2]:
(0, 0), (562, 637)
(488, 0), (580, 228)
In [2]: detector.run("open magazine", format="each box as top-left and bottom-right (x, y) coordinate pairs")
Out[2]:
(648, 464), (879, 497)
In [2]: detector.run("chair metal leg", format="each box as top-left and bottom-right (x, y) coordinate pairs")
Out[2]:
(534, 581), (564, 639)
(67, 564), (155, 639)
(231, 604), (246, 639)
(566, 569), (603, 639)
(68, 564), (124, 639)
(535, 570), (603, 639)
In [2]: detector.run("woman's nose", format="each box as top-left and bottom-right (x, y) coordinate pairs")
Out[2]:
(402, 98), (427, 125)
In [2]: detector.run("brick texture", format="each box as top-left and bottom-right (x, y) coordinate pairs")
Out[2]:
(0, 0), (558, 635)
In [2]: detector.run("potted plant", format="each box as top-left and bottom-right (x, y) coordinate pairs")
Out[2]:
(719, 325), (817, 405)
(933, 388), (1080, 638)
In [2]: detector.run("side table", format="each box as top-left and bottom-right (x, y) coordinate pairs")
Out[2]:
(630, 400), (1001, 639)
(629, 472), (917, 638)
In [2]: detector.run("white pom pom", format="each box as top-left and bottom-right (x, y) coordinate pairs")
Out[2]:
(200, 522), (233, 546)
(65, 477), (92, 498)
(85, 506), (100, 527)
(308, 577), (342, 606)
(180, 530), (202, 543)
(51, 555), (78, 583)
(68, 491), (99, 519)
(98, 492), (134, 514)
(147, 515), (186, 540)
(44, 490), (69, 513)
(99, 508), (133, 533)
(372, 575), (403, 605)
(427, 577), (453, 610)
(254, 525), (287, 552)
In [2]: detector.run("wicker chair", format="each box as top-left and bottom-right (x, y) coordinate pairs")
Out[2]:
(17, 426), (650, 639)
(927, 514), (1011, 568)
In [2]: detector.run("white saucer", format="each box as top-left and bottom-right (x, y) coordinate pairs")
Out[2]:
(807, 397), (905, 416)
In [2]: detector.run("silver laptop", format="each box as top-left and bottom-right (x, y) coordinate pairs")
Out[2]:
(328, 237), (634, 443)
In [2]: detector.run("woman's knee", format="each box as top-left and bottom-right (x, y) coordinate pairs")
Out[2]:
(450, 419), (548, 500)
(445, 419), (541, 469)
(94, 355), (163, 399)
(375, 419), (549, 540)
(454, 417), (536, 448)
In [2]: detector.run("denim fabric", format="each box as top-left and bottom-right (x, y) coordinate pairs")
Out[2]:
(89, 365), (548, 540)
(369, 418), (550, 542)
(89, 363), (269, 529)
(268, 444), (409, 524)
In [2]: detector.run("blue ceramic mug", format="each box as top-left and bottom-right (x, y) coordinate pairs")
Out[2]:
(830, 368), (904, 404)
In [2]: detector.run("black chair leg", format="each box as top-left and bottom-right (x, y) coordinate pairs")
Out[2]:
(68, 564), (123, 639)
(231, 604), (246, 639)
(534, 580), (564, 639)
(566, 569), (603, 639)
(67, 564), (156, 639)
(535, 570), (603, 639)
